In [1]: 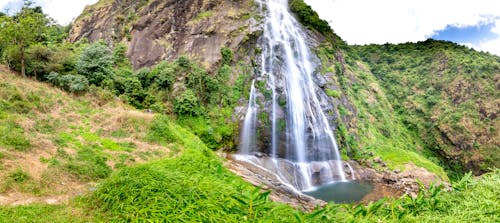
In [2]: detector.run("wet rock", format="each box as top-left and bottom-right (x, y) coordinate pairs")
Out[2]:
(254, 152), (265, 158)
(226, 155), (327, 211)
(365, 160), (373, 168)
(310, 162), (324, 173)
(383, 172), (399, 184)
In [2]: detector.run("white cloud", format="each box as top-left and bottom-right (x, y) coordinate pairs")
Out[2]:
(1, 0), (98, 24)
(305, 0), (500, 55)
(41, 0), (98, 25)
(0, 2), (7, 9)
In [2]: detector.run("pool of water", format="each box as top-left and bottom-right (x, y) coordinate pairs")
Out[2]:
(304, 181), (374, 203)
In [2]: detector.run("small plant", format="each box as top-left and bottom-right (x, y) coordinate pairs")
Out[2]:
(326, 89), (341, 98)
(231, 187), (273, 220)
(176, 55), (191, 68)
(221, 47), (233, 65)
(9, 168), (30, 183)
(453, 171), (473, 191)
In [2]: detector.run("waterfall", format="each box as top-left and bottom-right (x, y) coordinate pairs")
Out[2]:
(238, 80), (257, 155)
(238, 0), (349, 192)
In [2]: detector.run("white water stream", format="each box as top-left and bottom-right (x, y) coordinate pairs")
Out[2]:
(238, 0), (351, 192)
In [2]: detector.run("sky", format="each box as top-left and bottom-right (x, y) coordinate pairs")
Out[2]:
(304, 0), (500, 55)
(0, 0), (98, 25)
(1, 0), (499, 56)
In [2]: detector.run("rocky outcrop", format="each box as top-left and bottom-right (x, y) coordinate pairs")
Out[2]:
(69, 0), (261, 70)
(223, 153), (449, 210)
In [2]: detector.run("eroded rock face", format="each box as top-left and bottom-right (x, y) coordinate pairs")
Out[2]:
(69, 0), (261, 69)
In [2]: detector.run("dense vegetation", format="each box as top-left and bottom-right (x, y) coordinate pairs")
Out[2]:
(354, 40), (500, 175)
(0, 71), (497, 221)
(0, 2), (247, 152)
(315, 41), (449, 180)
(0, 1), (498, 222)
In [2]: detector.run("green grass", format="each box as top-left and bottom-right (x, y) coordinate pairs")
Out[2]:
(0, 202), (96, 223)
(0, 110), (497, 222)
(0, 120), (31, 151)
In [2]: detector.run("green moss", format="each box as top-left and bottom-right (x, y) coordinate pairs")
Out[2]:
(193, 11), (214, 21)
(326, 89), (341, 98)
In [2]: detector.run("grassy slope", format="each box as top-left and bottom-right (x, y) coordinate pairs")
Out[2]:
(0, 66), (171, 204)
(0, 63), (498, 222)
(354, 40), (500, 175)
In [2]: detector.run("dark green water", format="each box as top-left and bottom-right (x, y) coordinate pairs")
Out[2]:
(304, 181), (374, 203)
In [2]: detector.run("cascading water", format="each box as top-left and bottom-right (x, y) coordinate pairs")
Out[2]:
(237, 0), (351, 192)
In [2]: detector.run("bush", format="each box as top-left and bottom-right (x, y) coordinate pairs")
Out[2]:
(112, 43), (129, 67)
(176, 55), (191, 69)
(150, 61), (175, 89)
(76, 41), (114, 86)
(47, 72), (89, 94)
(173, 90), (201, 116)
(221, 47), (233, 65)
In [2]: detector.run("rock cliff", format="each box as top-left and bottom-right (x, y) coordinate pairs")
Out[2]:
(69, 0), (261, 69)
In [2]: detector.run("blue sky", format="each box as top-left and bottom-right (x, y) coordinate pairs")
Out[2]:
(431, 21), (500, 53)
(306, 0), (500, 55)
(2, 0), (500, 55)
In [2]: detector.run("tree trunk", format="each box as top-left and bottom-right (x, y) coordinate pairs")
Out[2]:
(20, 48), (26, 77)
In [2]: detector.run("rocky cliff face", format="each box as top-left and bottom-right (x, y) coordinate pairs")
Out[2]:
(69, 0), (261, 69)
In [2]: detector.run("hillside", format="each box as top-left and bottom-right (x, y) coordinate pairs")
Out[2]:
(355, 40), (500, 174)
(0, 63), (498, 223)
(0, 65), (171, 205)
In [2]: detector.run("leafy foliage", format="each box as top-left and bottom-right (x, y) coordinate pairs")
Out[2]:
(0, 1), (49, 76)
(47, 72), (89, 94)
(355, 40), (500, 174)
(289, 0), (331, 34)
(76, 41), (114, 86)
(173, 89), (201, 116)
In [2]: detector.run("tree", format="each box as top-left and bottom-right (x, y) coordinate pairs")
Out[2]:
(0, 1), (49, 76)
(76, 41), (114, 86)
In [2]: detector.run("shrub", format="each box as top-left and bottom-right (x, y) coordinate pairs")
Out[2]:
(173, 90), (201, 116)
(135, 67), (152, 88)
(176, 55), (191, 69)
(221, 47), (233, 65)
(76, 41), (114, 86)
(47, 72), (89, 94)
(150, 61), (175, 89)
(112, 43), (129, 67)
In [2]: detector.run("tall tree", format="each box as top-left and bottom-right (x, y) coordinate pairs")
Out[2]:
(0, 1), (49, 76)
